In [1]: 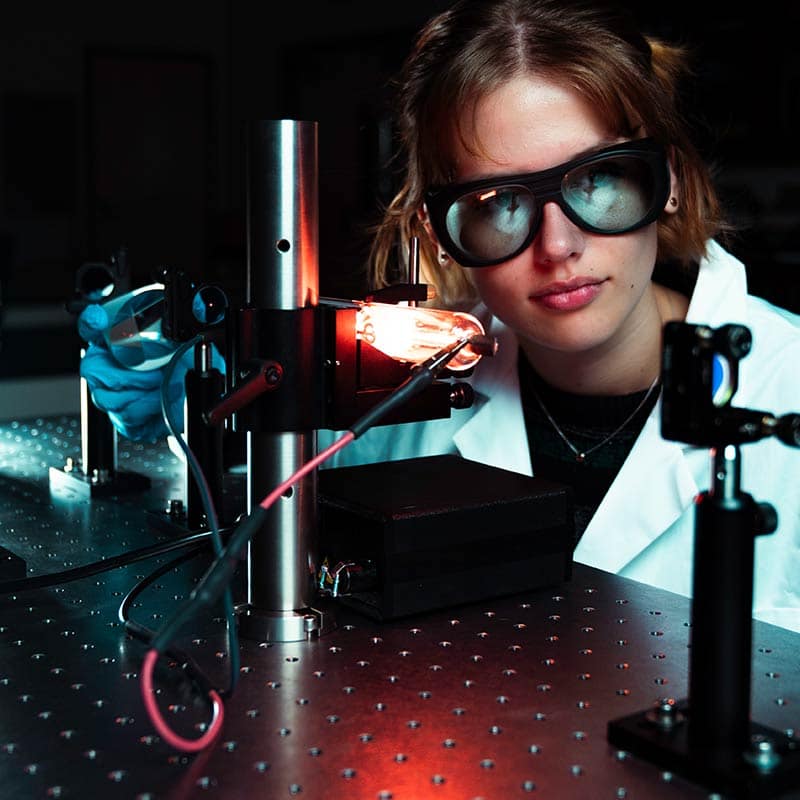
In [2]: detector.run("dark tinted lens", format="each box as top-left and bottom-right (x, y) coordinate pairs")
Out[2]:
(445, 186), (536, 262)
(562, 155), (656, 231)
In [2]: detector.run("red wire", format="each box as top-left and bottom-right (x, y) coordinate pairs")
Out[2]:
(141, 649), (224, 752)
(139, 430), (356, 751)
(259, 431), (355, 510)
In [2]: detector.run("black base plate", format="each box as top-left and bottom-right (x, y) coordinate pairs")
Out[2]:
(608, 699), (800, 799)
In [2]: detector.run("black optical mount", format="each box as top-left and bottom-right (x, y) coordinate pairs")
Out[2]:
(148, 269), (230, 534)
(608, 321), (800, 799)
(50, 248), (152, 498)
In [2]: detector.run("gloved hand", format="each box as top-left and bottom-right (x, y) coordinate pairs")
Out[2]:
(78, 303), (224, 442)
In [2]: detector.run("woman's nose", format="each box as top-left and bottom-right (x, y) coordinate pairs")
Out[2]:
(533, 201), (585, 264)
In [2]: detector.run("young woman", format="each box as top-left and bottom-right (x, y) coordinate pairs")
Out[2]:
(319, 0), (800, 630)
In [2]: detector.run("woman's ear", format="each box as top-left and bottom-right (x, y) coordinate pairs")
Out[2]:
(664, 155), (679, 215)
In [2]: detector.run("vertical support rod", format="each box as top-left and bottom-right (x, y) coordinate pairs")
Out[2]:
(241, 119), (323, 641)
(184, 341), (225, 529)
(688, 444), (754, 764)
(80, 348), (117, 483)
(408, 237), (420, 308)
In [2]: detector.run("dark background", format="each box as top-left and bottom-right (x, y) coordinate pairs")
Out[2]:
(0, 1), (798, 381)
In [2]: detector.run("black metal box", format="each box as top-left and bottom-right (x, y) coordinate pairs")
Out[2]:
(318, 454), (573, 620)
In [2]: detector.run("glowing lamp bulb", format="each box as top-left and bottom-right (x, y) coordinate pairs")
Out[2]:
(355, 303), (487, 372)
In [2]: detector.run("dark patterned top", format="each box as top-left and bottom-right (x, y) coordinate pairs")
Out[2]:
(517, 351), (661, 545)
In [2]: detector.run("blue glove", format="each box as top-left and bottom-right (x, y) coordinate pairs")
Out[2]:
(78, 303), (225, 442)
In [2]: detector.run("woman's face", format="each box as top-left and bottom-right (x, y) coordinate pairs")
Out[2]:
(446, 74), (675, 358)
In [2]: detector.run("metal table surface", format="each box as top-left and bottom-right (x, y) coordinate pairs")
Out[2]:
(0, 415), (798, 800)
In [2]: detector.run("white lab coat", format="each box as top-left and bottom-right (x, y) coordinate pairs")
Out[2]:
(321, 241), (800, 631)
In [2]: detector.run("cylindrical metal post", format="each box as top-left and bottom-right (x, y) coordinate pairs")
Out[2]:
(80, 348), (116, 484)
(688, 445), (754, 764)
(238, 119), (330, 642)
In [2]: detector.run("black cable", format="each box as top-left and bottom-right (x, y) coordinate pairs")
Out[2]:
(119, 547), (205, 636)
(0, 530), (216, 595)
(118, 547), (224, 698)
(159, 337), (240, 685)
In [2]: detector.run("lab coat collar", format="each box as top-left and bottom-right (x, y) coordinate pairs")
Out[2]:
(573, 398), (700, 572)
(452, 306), (533, 476)
(685, 240), (749, 325)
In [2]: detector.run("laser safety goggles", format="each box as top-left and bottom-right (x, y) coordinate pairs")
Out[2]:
(424, 138), (671, 268)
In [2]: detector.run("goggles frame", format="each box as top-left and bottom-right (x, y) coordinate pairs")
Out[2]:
(424, 138), (671, 268)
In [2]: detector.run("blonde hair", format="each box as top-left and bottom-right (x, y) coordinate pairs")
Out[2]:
(368, 0), (728, 308)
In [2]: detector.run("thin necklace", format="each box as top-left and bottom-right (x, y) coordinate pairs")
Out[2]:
(529, 375), (661, 464)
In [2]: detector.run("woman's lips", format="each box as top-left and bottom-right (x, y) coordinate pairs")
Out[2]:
(532, 278), (605, 311)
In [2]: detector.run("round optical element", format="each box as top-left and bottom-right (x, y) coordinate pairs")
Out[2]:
(445, 187), (537, 264)
(77, 263), (115, 302)
(102, 284), (173, 371)
(192, 285), (229, 327)
(561, 155), (656, 232)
